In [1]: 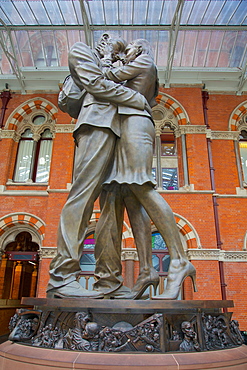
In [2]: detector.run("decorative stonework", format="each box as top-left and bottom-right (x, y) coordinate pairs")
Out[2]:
(165, 126), (239, 140)
(5, 98), (58, 132)
(188, 249), (247, 262)
(55, 124), (75, 133)
(174, 214), (202, 249)
(121, 248), (138, 261)
(229, 101), (247, 131)
(210, 131), (239, 141)
(14, 119), (56, 140)
(0, 213), (46, 241)
(0, 129), (20, 142)
(220, 251), (247, 262)
(187, 249), (220, 260)
(179, 125), (207, 136)
(155, 93), (190, 126)
(216, 193), (247, 198)
(40, 247), (57, 259)
(236, 187), (247, 196)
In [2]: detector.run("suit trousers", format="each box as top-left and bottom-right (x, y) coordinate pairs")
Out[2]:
(47, 125), (116, 291)
(93, 183), (152, 294)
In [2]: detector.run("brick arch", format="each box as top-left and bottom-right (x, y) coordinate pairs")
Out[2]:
(0, 213), (46, 241)
(155, 93), (190, 126)
(174, 213), (201, 249)
(5, 97), (58, 131)
(229, 101), (247, 131)
(90, 210), (200, 250)
(151, 213), (201, 250)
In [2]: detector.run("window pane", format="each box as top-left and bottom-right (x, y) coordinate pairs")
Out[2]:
(27, 1), (51, 25)
(152, 254), (160, 272)
(162, 255), (170, 273)
(14, 140), (34, 182)
(161, 142), (176, 156)
(80, 253), (96, 272)
(162, 168), (178, 190)
(32, 115), (46, 125)
(22, 129), (33, 138)
(161, 130), (176, 156)
(41, 129), (52, 138)
(152, 232), (167, 250)
(35, 140), (52, 183)
(240, 142), (247, 183)
(35, 45), (58, 68)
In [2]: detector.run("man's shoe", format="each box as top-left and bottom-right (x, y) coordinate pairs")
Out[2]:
(103, 285), (132, 299)
(46, 281), (104, 299)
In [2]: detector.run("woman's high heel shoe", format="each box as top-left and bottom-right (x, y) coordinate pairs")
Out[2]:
(152, 261), (197, 300)
(121, 267), (160, 300)
(131, 267), (159, 299)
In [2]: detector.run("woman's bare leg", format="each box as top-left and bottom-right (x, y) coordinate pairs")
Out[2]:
(129, 183), (196, 299)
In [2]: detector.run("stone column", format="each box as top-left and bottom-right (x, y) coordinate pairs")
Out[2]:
(10, 262), (22, 300)
(30, 264), (38, 297)
(0, 255), (8, 298)
(155, 126), (163, 190)
(121, 248), (138, 288)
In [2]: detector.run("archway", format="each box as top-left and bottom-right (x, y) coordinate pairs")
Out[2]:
(1, 231), (39, 300)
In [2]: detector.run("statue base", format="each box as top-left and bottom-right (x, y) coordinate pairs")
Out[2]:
(1, 341), (247, 369)
(1, 298), (246, 368)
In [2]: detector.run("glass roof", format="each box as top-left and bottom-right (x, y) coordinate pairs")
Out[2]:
(1, 0), (246, 27)
(0, 0), (246, 94)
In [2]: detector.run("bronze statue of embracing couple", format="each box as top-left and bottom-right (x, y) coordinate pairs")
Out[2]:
(47, 33), (197, 300)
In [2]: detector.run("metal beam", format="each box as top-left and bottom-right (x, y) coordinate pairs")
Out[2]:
(78, 0), (93, 47)
(165, 0), (185, 88)
(0, 67), (243, 94)
(0, 21), (26, 92)
(236, 44), (247, 95)
(1, 25), (247, 32)
(237, 63), (247, 95)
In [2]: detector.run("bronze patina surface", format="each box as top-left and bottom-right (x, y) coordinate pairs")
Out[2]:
(47, 35), (196, 301)
(7, 299), (243, 355)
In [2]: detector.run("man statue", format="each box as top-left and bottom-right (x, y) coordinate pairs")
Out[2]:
(47, 34), (151, 299)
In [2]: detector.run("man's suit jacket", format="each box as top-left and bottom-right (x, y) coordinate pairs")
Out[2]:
(68, 42), (146, 137)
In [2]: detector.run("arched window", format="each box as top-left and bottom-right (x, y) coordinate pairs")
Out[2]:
(14, 127), (53, 183)
(160, 127), (178, 190)
(152, 232), (170, 276)
(79, 232), (96, 290)
(35, 45), (58, 67)
(239, 129), (247, 185)
(153, 120), (179, 190)
(14, 129), (34, 182)
(1, 232), (39, 300)
(151, 231), (183, 299)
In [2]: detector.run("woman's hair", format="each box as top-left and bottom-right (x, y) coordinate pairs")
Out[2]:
(132, 39), (154, 59)
(97, 33), (127, 54)
(110, 37), (127, 53)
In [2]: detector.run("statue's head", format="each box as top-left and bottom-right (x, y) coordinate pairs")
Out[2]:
(96, 33), (127, 62)
(181, 321), (194, 338)
(85, 322), (100, 337)
(74, 312), (89, 329)
(124, 39), (153, 64)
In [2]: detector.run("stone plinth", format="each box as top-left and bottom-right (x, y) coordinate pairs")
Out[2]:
(2, 298), (246, 369)
(0, 341), (247, 369)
